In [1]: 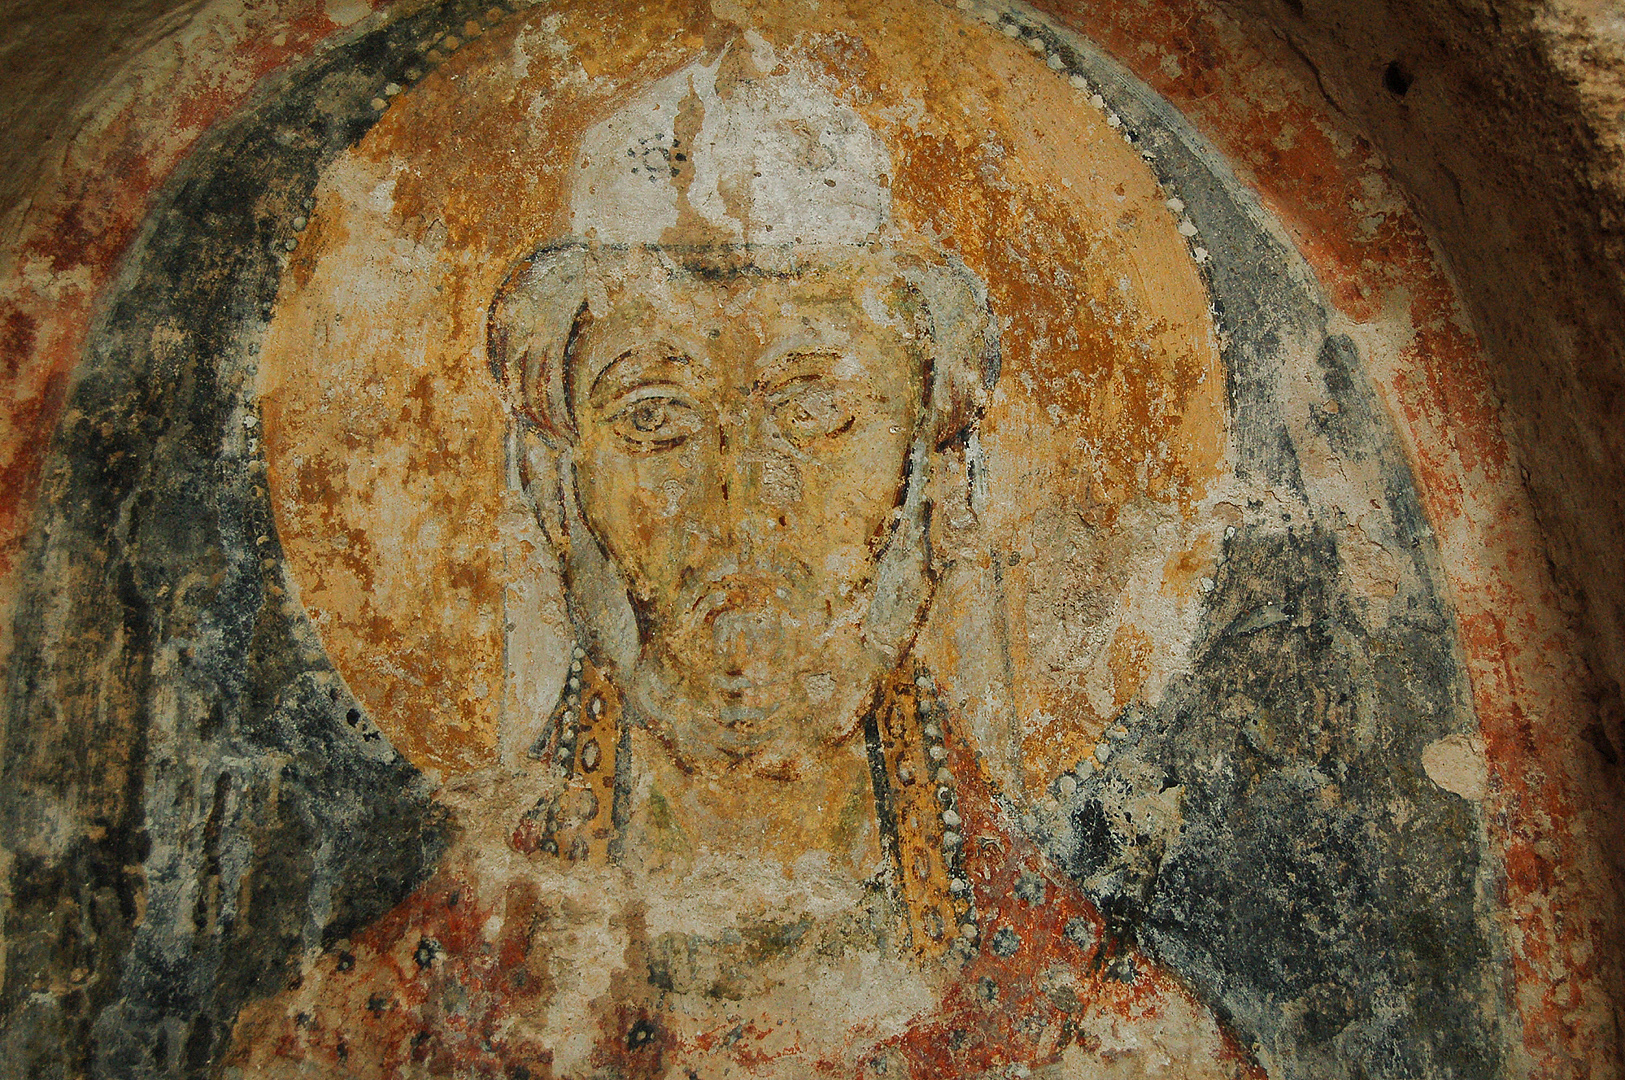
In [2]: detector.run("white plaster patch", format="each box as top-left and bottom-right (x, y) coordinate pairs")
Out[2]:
(1421, 734), (1488, 800)
(571, 42), (891, 245)
(804, 671), (837, 702)
(323, 0), (370, 27)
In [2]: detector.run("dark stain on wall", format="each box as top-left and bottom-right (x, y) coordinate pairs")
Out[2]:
(1039, 32), (1505, 1071)
(0, 3), (485, 1072)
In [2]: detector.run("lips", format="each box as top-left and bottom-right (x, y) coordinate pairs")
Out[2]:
(666, 572), (802, 700)
(685, 572), (795, 625)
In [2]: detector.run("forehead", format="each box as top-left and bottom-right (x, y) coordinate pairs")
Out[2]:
(580, 249), (926, 354)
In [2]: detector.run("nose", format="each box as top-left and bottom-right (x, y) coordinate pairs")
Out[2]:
(715, 409), (802, 551)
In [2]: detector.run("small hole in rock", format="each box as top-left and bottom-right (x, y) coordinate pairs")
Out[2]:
(1383, 61), (1414, 97)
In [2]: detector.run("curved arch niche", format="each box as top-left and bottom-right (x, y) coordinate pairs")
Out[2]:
(0, 1), (1618, 1078)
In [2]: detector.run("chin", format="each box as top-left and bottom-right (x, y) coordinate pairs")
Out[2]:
(625, 640), (885, 772)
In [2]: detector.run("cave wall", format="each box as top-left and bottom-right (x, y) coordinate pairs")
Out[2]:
(1, 0), (1622, 1076)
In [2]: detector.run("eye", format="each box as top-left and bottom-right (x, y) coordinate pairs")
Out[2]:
(770, 382), (855, 446)
(607, 395), (701, 450)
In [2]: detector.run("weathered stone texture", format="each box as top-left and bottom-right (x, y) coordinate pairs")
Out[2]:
(2, 0), (1623, 1077)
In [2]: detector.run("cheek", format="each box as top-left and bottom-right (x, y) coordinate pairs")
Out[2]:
(577, 442), (697, 571)
(795, 421), (913, 549)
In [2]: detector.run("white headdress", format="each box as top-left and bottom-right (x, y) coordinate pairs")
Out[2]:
(570, 34), (892, 247)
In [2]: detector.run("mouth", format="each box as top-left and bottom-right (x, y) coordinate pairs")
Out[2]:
(686, 572), (795, 625)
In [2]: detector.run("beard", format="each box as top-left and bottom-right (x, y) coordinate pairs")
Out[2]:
(632, 563), (884, 767)
(537, 443), (939, 776)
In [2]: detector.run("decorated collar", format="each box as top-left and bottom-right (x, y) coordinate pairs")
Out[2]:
(509, 646), (980, 959)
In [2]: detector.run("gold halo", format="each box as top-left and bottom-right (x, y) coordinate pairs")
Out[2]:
(257, 0), (1226, 792)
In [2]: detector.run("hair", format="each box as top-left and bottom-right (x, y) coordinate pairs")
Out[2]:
(485, 239), (1002, 452)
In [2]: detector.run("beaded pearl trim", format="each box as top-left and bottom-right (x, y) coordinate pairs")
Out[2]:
(508, 650), (974, 957)
(510, 645), (622, 863)
(866, 666), (981, 959)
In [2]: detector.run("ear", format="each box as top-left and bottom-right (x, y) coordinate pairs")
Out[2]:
(516, 425), (571, 559)
(925, 437), (985, 573)
(487, 241), (593, 444)
(896, 253), (1000, 449)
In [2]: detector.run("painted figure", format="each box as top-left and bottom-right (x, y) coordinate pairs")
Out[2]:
(230, 41), (1259, 1079)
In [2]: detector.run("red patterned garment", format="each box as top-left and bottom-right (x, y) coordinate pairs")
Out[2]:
(228, 664), (1262, 1079)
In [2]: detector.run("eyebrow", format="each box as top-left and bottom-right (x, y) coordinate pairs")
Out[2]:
(587, 345), (694, 407)
(752, 348), (848, 397)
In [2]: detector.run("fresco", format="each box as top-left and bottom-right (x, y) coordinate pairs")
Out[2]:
(0, 0), (1509, 1077)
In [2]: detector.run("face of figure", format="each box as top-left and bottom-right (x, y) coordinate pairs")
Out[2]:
(566, 249), (928, 773)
